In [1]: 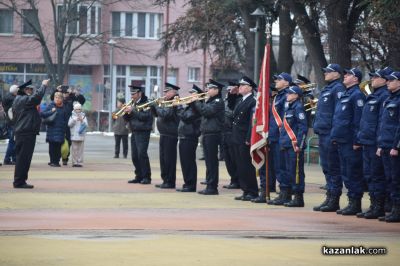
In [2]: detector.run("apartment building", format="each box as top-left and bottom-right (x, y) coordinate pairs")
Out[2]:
(0, 0), (210, 114)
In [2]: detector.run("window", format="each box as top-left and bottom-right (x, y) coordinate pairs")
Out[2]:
(188, 67), (200, 82)
(167, 68), (178, 85)
(0, 9), (13, 34)
(111, 12), (163, 39)
(22, 9), (37, 35)
(57, 4), (101, 35)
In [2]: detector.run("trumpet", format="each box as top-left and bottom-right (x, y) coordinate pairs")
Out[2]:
(112, 99), (135, 119)
(136, 97), (165, 111)
(159, 93), (208, 107)
(299, 83), (317, 91)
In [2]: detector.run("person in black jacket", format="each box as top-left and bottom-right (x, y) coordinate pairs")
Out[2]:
(152, 83), (180, 189)
(222, 81), (241, 189)
(176, 85), (202, 192)
(2, 84), (18, 165)
(191, 79), (225, 195)
(12, 79), (50, 188)
(124, 84), (153, 185)
(231, 76), (258, 201)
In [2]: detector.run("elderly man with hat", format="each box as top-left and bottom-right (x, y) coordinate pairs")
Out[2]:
(175, 85), (203, 192)
(152, 82), (180, 189)
(355, 67), (392, 219)
(330, 67), (366, 216)
(191, 79), (225, 195)
(279, 86), (308, 207)
(231, 76), (259, 201)
(376, 71), (400, 223)
(125, 83), (153, 185)
(2, 84), (19, 165)
(12, 79), (50, 188)
(267, 72), (292, 205)
(313, 63), (346, 212)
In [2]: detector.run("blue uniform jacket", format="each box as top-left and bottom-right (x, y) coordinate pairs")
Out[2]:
(377, 90), (400, 149)
(357, 85), (389, 146)
(268, 88), (288, 142)
(331, 85), (366, 144)
(313, 79), (345, 135)
(279, 100), (308, 149)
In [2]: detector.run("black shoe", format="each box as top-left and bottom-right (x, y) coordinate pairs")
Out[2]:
(252, 188), (267, 203)
(267, 190), (291, 205)
(200, 180), (208, 185)
(313, 193), (331, 211)
(176, 187), (196, 192)
(128, 178), (142, 184)
(158, 183), (175, 189)
(198, 188), (218, 195)
(234, 194), (246, 200)
(72, 164), (82, 167)
(340, 198), (361, 216)
(320, 195), (341, 212)
(13, 183), (34, 189)
(62, 161), (68, 166)
(49, 163), (61, 167)
(284, 193), (304, 207)
(140, 178), (151, 185)
(3, 161), (15, 165)
(113, 155), (119, 158)
(242, 194), (258, 201)
(223, 183), (240, 189)
(364, 198), (385, 219)
(385, 205), (400, 223)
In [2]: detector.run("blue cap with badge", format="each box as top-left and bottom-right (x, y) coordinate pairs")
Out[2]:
(322, 63), (342, 74)
(287, 85), (303, 96)
(344, 68), (362, 82)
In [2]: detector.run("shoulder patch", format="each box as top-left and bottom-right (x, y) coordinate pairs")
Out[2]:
(357, 99), (364, 107)
(215, 99), (220, 102)
(299, 113), (305, 120)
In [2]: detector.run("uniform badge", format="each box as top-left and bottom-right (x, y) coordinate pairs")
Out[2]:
(370, 106), (375, 112)
(299, 113), (305, 120)
(323, 97), (328, 102)
(285, 102), (289, 108)
(357, 99), (364, 107)
(342, 105), (346, 111)
(389, 110), (394, 117)
(337, 92), (343, 99)
(215, 99), (220, 102)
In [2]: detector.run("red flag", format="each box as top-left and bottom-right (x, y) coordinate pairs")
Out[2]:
(250, 41), (270, 169)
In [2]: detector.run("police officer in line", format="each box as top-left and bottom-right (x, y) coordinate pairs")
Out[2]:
(331, 67), (366, 216)
(222, 81), (241, 190)
(232, 76), (258, 201)
(175, 85), (202, 192)
(313, 64), (345, 212)
(191, 79), (225, 195)
(12, 79), (50, 189)
(125, 83), (153, 185)
(280, 86), (308, 207)
(376, 71), (400, 223)
(356, 67), (392, 219)
(267, 73), (292, 205)
(152, 83), (180, 189)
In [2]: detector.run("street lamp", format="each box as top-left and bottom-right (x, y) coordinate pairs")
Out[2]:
(250, 7), (266, 82)
(107, 39), (116, 133)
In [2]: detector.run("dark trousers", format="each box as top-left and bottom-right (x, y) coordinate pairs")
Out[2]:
(179, 138), (198, 189)
(337, 143), (364, 199)
(233, 143), (258, 196)
(115, 134), (128, 157)
(131, 131), (151, 180)
(282, 148), (305, 193)
(14, 134), (36, 186)
(389, 152), (400, 204)
(318, 134), (330, 185)
(381, 149), (394, 201)
(369, 147), (387, 199)
(159, 135), (178, 185)
(269, 141), (290, 190)
(204, 134), (221, 190)
(259, 159), (277, 190)
(223, 133), (238, 185)
(5, 126), (16, 163)
(327, 142), (343, 197)
(49, 142), (62, 164)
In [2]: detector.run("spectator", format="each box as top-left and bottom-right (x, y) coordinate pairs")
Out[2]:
(68, 103), (88, 167)
(113, 98), (129, 158)
(2, 84), (18, 165)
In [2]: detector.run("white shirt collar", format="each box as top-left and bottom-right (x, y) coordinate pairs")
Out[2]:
(242, 92), (252, 101)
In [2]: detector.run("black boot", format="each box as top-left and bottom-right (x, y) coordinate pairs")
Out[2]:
(341, 198), (362, 216)
(364, 197), (385, 219)
(267, 190), (291, 205)
(357, 197), (375, 218)
(385, 204), (400, 223)
(284, 193), (304, 207)
(384, 196), (392, 213)
(252, 188), (267, 203)
(313, 192), (331, 211)
(320, 195), (340, 212)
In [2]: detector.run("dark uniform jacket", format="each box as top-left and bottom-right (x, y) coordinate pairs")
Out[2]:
(357, 85), (389, 146)
(377, 89), (400, 150)
(113, 109), (129, 135)
(41, 102), (69, 143)
(331, 84), (366, 144)
(177, 105), (201, 139)
(223, 94), (241, 133)
(13, 85), (47, 136)
(279, 100), (308, 149)
(2, 92), (16, 126)
(124, 96), (153, 132)
(231, 94), (256, 145)
(269, 88), (288, 142)
(152, 105), (179, 137)
(313, 79), (345, 135)
(192, 95), (224, 135)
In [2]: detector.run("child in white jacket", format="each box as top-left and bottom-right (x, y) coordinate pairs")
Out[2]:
(68, 103), (88, 167)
